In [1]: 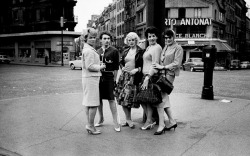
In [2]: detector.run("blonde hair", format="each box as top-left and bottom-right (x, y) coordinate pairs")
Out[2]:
(124, 32), (140, 45)
(81, 28), (98, 42)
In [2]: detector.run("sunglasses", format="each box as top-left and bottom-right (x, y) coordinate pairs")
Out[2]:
(164, 36), (172, 39)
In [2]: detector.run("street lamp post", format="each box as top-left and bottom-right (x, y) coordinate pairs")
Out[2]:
(60, 16), (64, 66)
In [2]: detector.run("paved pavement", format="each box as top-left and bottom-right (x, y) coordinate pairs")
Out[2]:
(1, 92), (250, 156)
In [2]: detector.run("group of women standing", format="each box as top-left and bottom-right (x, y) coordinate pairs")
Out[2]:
(81, 26), (183, 136)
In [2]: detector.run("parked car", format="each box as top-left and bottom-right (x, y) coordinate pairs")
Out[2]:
(69, 56), (82, 70)
(183, 57), (204, 72)
(240, 61), (250, 69)
(230, 59), (241, 69)
(0, 55), (11, 64)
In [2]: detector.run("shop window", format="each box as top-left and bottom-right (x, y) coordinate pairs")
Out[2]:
(36, 49), (45, 58)
(19, 49), (31, 58)
(178, 8), (186, 19)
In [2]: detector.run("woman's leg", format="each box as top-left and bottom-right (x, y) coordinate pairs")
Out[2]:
(156, 107), (165, 131)
(89, 106), (98, 128)
(96, 99), (104, 124)
(85, 106), (89, 126)
(142, 104), (154, 127)
(122, 106), (131, 121)
(164, 107), (176, 126)
(141, 104), (147, 123)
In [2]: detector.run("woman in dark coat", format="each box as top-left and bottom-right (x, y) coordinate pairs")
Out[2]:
(115, 32), (144, 128)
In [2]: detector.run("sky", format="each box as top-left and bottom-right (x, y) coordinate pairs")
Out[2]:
(74, 0), (113, 32)
(73, 0), (250, 32)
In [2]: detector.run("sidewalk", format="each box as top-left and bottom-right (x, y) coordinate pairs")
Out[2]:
(0, 92), (250, 156)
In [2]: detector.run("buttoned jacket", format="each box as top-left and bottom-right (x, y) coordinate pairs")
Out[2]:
(81, 43), (102, 78)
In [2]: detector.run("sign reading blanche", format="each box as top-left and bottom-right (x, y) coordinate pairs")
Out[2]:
(165, 18), (212, 26)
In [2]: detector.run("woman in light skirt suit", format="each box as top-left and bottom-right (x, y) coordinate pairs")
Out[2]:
(81, 28), (106, 135)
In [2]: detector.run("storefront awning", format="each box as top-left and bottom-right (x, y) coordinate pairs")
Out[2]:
(176, 39), (235, 52)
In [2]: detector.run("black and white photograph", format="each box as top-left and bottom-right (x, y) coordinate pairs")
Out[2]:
(1, 0), (250, 155)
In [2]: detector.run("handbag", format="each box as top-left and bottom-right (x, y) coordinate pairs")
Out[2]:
(156, 73), (174, 95)
(134, 81), (162, 105)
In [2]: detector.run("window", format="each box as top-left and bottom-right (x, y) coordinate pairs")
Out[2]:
(137, 11), (143, 23)
(178, 8), (186, 18)
(214, 10), (217, 20)
(165, 9), (169, 18)
(219, 12), (223, 22)
(194, 8), (202, 18)
(36, 9), (40, 21)
(13, 10), (18, 21)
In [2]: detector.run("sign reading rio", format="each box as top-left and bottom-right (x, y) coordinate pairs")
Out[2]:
(165, 18), (212, 26)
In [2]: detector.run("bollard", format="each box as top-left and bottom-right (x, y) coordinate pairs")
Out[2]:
(201, 45), (216, 100)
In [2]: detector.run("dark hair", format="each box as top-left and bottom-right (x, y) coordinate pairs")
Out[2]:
(99, 31), (113, 41)
(163, 29), (175, 37)
(144, 26), (159, 38)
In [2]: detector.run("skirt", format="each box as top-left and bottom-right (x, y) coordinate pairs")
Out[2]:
(82, 77), (100, 107)
(99, 72), (115, 100)
(115, 71), (140, 108)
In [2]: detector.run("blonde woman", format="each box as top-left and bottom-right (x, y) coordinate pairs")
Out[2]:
(115, 32), (144, 128)
(81, 28), (106, 135)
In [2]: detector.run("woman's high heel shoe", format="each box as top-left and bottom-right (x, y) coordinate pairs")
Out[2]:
(141, 123), (155, 130)
(114, 125), (121, 132)
(154, 127), (166, 135)
(121, 122), (135, 129)
(165, 123), (177, 131)
(86, 125), (101, 135)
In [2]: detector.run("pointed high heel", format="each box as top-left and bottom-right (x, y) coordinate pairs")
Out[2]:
(141, 123), (155, 130)
(129, 123), (135, 129)
(86, 125), (101, 135)
(165, 123), (177, 131)
(94, 119), (104, 127)
(154, 127), (166, 135)
(114, 125), (121, 132)
(121, 122), (129, 127)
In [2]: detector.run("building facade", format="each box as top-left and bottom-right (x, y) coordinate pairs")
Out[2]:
(88, 0), (250, 64)
(0, 0), (80, 65)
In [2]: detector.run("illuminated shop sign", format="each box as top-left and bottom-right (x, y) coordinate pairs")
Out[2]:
(165, 18), (212, 26)
(176, 33), (207, 38)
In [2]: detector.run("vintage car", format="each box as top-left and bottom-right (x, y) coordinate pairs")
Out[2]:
(183, 57), (204, 72)
(0, 55), (11, 64)
(240, 61), (250, 69)
(69, 56), (82, 70)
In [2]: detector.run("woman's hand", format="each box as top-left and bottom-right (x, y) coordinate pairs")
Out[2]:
(129, 68), (138, 75)
(100, 63), (106, 70)
(152, 63), (164, 70)
(141, 76), (149, 90)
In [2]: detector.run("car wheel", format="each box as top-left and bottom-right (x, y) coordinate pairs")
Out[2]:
(70, 64), (75, 70)
(190, 67), (195, 72)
